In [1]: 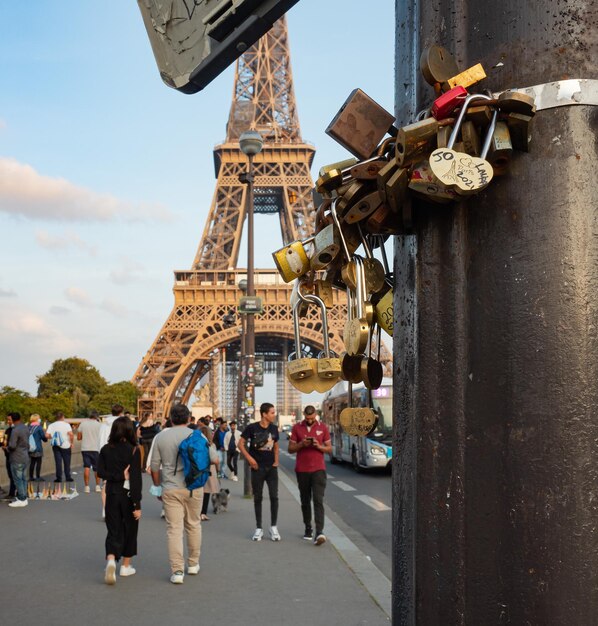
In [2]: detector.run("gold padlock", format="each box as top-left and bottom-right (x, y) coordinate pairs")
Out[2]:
(396, 118), (439, 167)
(339, 407), (378, 436)
(272, 239), (311, 283)
(342, 258), (370, 356)
(374, 284), (394, 336)
(487, 121), (513, 174)
(314, 279), (334, 309)
(310, 224), (340, 271)
(286, 296), (316, 393)
(302, 293), (342, 392)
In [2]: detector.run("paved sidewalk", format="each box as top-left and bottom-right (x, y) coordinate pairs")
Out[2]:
(2, 465), (390, 626)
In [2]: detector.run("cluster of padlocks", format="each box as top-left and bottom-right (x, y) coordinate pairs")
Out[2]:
(273, 45), (536, 398)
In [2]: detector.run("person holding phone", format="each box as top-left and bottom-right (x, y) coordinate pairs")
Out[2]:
(288, 405), (332, 546)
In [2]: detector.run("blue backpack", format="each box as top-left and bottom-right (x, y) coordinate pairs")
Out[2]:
(175, 430), (211, 493)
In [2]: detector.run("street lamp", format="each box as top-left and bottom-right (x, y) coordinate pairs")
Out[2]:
(239, 131), (263, 497)
(239, 130), (263, 427)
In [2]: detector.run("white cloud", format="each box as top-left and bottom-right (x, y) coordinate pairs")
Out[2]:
(36, 229), (97, 255)
(110, 256), (146, 285)
(0, 287), (16, 297)
(0, 157), (174, 222)
(0, 306), (81, 356)
(49, 305), (71, 316)
(99, 298), (129, 318)
(64, 286), (93, 308)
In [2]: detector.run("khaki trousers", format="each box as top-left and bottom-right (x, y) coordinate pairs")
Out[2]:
(161, 487), (203, 573)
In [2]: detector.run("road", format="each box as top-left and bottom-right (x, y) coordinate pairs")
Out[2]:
(278, 439), (392, 579)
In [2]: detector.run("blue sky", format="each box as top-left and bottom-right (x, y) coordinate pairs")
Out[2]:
(0, 1), (395, 402)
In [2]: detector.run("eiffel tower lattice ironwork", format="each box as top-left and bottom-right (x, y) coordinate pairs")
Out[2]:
(132, 17), (391, 420)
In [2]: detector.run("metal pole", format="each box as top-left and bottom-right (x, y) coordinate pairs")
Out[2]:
(393, 1), (598, 624)
(243, 152), (256, 498)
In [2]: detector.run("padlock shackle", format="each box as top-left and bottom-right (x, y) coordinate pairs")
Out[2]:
(330, 199), (352, 262)
(356, 223), (374, 260)
(291, 291), (305, 358)
(480, 109), (499, 159)
(354, 256), (366, 319)
(448, 93), (492, 149)
(301, 292), (331, 358)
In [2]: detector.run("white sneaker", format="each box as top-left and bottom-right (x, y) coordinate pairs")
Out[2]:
(314, 533), (327, 546)
(95, 485), (102, 493)
(270, 526), (281, 541)
(104, 559), (116, 585)
(187, 564), (200, 575)
(160, 508), (165, 519)
(252, 528), (263, 541)
(84, 486), (90, 494)
(8, 499), (28, 508)
(119, 565), (136, 577)
(170, 571), (184, 584)
(232, 475), (238, 482)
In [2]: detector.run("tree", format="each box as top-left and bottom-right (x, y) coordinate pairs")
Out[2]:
(37, 357), (107, 398)
(0, 387), (34, 419)
(90, 381), (140, 416)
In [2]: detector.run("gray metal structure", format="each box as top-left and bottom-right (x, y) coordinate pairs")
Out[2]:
(393, 0), (598, 624)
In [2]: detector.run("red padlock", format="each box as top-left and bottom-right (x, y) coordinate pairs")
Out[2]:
(431, 86), (467, 120)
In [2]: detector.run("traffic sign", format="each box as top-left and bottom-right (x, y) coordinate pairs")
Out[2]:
(238, 296), (263, 314)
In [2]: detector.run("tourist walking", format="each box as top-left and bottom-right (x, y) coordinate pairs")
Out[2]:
(213, 419), (228, 478)
(150, 404), (203, 584)
(28, 414), (47, 483)
(7, 412), (30, 507)
(238, 403), (281, 541)
(139, 412), (160, 464)
(288, 405), (332, 546)
(223, 420), (241, 481)
(46, 411), (74, 483)
(97, 416), (142, 584)
(77, 411), (101, 493)
(2, 414), (16, 498)
(198, 425), (220, 520)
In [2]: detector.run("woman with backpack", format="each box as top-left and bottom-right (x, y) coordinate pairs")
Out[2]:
(198, 425), (221, 521)
(98, 416), (142, 585)
(28, 414), (47, 483)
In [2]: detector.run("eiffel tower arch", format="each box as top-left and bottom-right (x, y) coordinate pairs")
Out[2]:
(132, 17), (391, 420)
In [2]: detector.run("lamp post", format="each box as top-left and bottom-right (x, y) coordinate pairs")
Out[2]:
(239, 130), (263, 497)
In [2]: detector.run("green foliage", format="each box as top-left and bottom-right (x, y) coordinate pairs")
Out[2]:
(0, 389), (71, 422)
(37, 357), (107, 398)
(1, 358), (141, 423)
(91, 381), (140, 416)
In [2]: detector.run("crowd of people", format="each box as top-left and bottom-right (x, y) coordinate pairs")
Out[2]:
(1, 401), (332, 584)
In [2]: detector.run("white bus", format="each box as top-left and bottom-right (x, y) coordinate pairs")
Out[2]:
(321, 380), (392, 471)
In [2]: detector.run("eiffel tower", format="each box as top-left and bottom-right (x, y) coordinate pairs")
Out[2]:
(133, 16), (350, 420)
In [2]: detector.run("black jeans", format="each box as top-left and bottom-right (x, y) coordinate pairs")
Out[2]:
(29, 455), (42, 480)
(52, 446), (72, 481)
(251, 466), (278, 528)
(4, 453), (16, 496)
(105, 485), (138, 560)
(296, 470), (327, 535)
(227, 450), (238, 476)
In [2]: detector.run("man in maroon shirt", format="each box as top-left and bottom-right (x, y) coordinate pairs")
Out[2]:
(288, 405), (332, 545)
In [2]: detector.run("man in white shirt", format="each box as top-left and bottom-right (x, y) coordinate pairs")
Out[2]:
(46, 412), (74, 482)
(77, 411), (102, 493)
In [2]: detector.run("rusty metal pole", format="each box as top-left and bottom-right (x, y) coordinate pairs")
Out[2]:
(393, 1), (598, 624)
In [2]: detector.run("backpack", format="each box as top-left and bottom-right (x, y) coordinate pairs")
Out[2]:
(51, 430), (64, 447)
(29, 426), (39, 454)
(175, 430), (210, 493)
